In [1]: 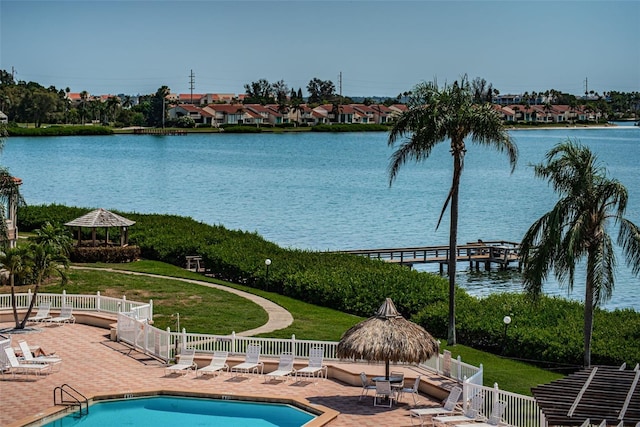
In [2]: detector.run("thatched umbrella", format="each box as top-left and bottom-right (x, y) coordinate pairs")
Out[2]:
(337, 298), (439, 380)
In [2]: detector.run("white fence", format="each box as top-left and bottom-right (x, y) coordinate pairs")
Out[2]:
(463, 382), (545, 427)
(0, 291), (153, 321)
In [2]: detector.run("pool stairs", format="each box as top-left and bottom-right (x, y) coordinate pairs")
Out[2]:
(53, 384), (88, 417)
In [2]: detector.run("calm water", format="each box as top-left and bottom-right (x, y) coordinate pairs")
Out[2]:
(43, 396), (314, 426)
(4, 125), (640, 310)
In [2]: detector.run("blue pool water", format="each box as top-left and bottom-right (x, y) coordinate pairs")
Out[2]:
(43, 396), (316, 427)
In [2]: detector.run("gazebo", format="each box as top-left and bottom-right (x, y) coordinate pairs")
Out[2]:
(64, 208), (135, 247)
(532, 365), (640, 426)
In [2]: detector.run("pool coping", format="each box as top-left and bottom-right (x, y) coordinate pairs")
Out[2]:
(11, 388), (339, 427)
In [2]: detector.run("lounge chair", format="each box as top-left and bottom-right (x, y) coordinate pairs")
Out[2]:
(433, 393), (484, 426)
(398, 375), (422, 405)
(231, 344), (264, 378)
(359, 372), (377, 400)
(18, 340), (62, 372)
(47, 305), (75, 325)
(27, 302), (51, 323)
(454, 400), (507, 427)
(373, 380), (397, 407)
(2, 347), (50, 378)
(196, 351), (229, 378)
(265, 352), (296, 382)
(295, 347), (327, 382)
(164, 348), (197, 376)
(0, 338), (11, 373)
(410, 386), (463, 426)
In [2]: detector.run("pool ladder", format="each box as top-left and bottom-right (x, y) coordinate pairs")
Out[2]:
(53, 384), (88, 417)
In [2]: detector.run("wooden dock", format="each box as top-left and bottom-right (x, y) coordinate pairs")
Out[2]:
(339, 240), (520, 273)
(133, 128), (187, 135)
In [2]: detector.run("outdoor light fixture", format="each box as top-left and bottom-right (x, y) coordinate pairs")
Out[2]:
(265, 259), (272, 287)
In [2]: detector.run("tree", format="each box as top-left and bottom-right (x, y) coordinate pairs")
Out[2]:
(243, 79), (275, 105)
(519, 140), (640, 367)
(148, 86), (170, 127)
(0, 246), (29, 327)
(306, 78), (335, 104)
(387, 76), (517, 345)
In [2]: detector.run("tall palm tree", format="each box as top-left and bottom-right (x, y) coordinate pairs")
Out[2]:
(0, 246), (29, 326)
(388, 76), (517, 345)
(520, 140), (640, 367)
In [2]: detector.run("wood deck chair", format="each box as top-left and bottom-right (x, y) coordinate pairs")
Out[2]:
(265, 352), (296, 382)
(164, 348), (197, 376)
(230, 344), (264, 378)
(409, 386), (463, 426)
(3, 347), (50, 379)
(295, 347), (327, 382)
(196, 351), (229, 378)
(47, 305), (75, 325)
(18, 340), (62, 372)
(27, 302), (51, 323)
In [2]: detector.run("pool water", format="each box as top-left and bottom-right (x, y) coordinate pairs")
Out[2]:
(43, 396), (316, 427)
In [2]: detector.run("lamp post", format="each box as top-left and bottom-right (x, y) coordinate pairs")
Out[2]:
(265, 259), (271, 289)
(502, 315), (512, 353)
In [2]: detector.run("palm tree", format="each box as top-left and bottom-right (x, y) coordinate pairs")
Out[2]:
(0, 246), (29, 327)
(520, 140), (640, 367)
(388, 76), (517, 345)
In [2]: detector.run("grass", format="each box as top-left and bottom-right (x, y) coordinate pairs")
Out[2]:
(1, 258), (563, 395)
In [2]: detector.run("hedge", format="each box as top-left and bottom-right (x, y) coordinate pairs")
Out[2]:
(19, 204), (640, 368)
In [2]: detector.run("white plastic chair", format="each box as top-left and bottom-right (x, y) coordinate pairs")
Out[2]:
(27, 302), (51, 323)
(196, 351), (229, 378)
(18, 341), (62, 371)
(433, 393), (484, 426)
(454, 400), (506, 427)
(296, 347), (327, 382)
(373, 380), (397, 407)
(231, 344), (264, 377)
(410, 386), (462, 426)
(359, 372), (376, 400)
(399, 375), (421, 405)
(265, 352), (296, 382)
(164, 348), (197, 376)
(47, 305), (75, 325)
(2, 347), (50, 378)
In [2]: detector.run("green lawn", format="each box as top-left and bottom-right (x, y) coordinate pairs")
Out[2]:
(4, 259), (563, 395)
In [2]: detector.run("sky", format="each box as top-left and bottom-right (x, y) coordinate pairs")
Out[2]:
(1, 0), (639, 98)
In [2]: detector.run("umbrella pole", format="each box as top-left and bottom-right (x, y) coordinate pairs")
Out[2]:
(385, 360), (390, 380)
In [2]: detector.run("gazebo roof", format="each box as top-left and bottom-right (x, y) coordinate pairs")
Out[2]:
(532, 365), (640, 426)
(64, 208), (135, 228)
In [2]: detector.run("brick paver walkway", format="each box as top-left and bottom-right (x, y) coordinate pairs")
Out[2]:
(0, 322), (442, 427)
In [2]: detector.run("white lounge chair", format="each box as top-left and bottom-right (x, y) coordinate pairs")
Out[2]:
(454, 400), (507, 427)
(398, 375), (422, 405)
(410, 386), (463, 426)
(164, 348), (197, 376)
(18, 340), (62, 372)
(359, 372), (377, 400)
(47, 305), (75, 325)
(265, 352), (296, 382)
(373, 380), (397, 407)
(295, 347), (327, 382)
(196, 351), (229, 378)
(231, 344), (264, 377)
(0, 338), (11, 373)
(27, 302), (51, 323)
(2, 347), (50, 378)
(433, 393), (484, 426)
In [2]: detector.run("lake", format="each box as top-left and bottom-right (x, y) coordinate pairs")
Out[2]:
(4, 124), (639, 310)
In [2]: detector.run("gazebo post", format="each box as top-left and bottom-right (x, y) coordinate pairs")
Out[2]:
(105, 226), (109, 247)
(91, 227), (97, 246)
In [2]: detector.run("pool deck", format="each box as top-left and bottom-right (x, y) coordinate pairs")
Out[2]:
(0, 322), (460, 427)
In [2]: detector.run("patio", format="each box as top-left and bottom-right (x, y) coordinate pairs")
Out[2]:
(0, 322), (449, 427)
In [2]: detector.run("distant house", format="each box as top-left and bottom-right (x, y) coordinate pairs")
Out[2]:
(0, 111), (7, 124)
(168, 104), (215, 125)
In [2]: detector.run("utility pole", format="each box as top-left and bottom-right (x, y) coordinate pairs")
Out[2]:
(584, 77), (588, 97)
(338, 71), (342, 97)
(189, 70), (195, 104)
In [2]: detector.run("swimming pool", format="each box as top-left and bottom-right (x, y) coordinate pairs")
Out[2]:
(42, 396), (316, 427)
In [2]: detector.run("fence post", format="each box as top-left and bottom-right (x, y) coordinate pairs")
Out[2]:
(149, 299), (153, 320)
(457, 355), (462, 381)
(493, 383), (500, 409)
(96, 291), (101, 312)
(27, 289), (32, 308)
(231, 331), (236, 354)
(181, 328), (187, 351)
(166, 327), (172, 359)
(122, 295), (127, 311)
(62, 289), (66, 306)
(291, 334), (296, 358)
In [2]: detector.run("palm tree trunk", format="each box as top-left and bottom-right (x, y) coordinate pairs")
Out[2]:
(447, 154), (463, 346)
(9, 275), (19, 328)
(583, 250), (596, 367)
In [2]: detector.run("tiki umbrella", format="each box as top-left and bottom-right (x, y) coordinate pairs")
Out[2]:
(337, 298), (439, 380)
